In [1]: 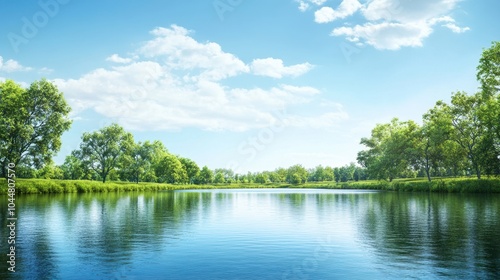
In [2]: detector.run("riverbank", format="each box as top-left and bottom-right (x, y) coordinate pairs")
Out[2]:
(1, 177), (500, 194)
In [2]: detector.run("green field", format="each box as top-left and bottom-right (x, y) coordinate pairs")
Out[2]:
(2, 177), (500, 195)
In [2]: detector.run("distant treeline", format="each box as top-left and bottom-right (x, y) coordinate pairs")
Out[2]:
(13, 124), (367, 185)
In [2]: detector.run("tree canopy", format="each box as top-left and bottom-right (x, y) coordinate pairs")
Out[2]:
(0, 79), (72, 177)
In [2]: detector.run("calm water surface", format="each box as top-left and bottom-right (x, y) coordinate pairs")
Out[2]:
(1, 189), (499, 279)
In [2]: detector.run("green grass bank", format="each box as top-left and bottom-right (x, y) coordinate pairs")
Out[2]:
(1, 177), (500, 195)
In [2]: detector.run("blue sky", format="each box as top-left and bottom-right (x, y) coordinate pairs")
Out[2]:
(1, 0), (499, 173)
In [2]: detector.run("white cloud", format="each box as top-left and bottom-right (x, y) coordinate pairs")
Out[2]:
(38, 67), (54, 75)
(0, 57), (32, 72)
(297, 0), (327, 12)
(442, 23), (470, 33)
(314, 0), (362, 23)
(361, 0), (460, 23)
(332, 21), (433, 50)
(54, 25), (343, 132)
(298, 1), (310, 12)
(106, 54), (133, 64)
(250, 58), (313, 78)
(310, 0), (327, 5)
(308, 0), (469, 50)
(139, 25), (249, 81)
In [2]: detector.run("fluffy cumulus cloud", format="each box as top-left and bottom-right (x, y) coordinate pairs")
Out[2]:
(54, 25), (343, 132)
(106, 54), (133, 64)
(0, 56), (32, 72)
(315, 0), (362, 23)
(304, 0), (470, 50)
(297, 0), (327, 12)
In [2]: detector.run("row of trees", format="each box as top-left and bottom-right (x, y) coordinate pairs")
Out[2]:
(8, 119), (369, 184)
(36, 123), (368, 184)
(357, 41), (500, 181)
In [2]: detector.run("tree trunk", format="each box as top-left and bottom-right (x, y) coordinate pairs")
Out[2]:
(1, 163), (6, 179)
(426, 168), (432, 182)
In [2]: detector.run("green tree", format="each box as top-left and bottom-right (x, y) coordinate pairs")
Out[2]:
(178, 157), (200, 184)
(214, 172), (225, 184)
(357, 119), (418, 181)
(61, 152), (86, 180)
(475, 43), (500, 175)
(0, 79), (72, 177)
(198, 166), (214, 184)
(254, 173), (268, 184)
(416, 117), (444, 181)
(286, 164), (308, 184)
(338, 163), (356, 182)
(155, 153), (187, 184)
(308, 165), (325, 182)
(333, 167), (340, 182)
(37, 162), (64, 179)
(477, 41), (500, 97)
(353, 166), (366, 181)
(78, 123), (134, 183)
(120, 140), (168, 183)
(275, 168), (287, 183)
(476, 42), (500, 175)
(214, 168), (234, 182)
(323, 166), (335, 181)
(431, 93), (485, 179)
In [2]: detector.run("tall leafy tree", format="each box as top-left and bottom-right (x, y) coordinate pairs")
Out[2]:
(178, 157), (200, 184)
(477, 42), (500, 173)
(0, 79), (72, 176)
(286, 164), (308, 184)
(477, 41), (500, 97)
(120, 140), (168, 183)
(415, 114), (450, 181)
(444, 92), (485, 179)
(357, 119), (418, 181)
(155, 153), (187, 184)
(78, 123), (134, 183)
(214, 172), (225, 184)
(61, 151), (86, 180)
(198, 166), (214, 184)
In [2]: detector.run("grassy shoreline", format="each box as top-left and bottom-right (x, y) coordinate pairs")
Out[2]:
(1, 177), (500, 195)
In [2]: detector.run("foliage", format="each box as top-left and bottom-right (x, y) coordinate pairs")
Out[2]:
(178, 157), (200, 184)
(477, 41), (500, 97)
(0, 79), (72, 177)
(214, 172), (225, 184)
(155, 153), (187, 184)
(198, 166), (214, 184)
(359, 42), (500, 181)
(77, 124), (134, 183)
(286, 164), (308, 184)
(120, 140), (168, 183)
(357, 119), (419, 181)
(3, 177), (500, 195)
